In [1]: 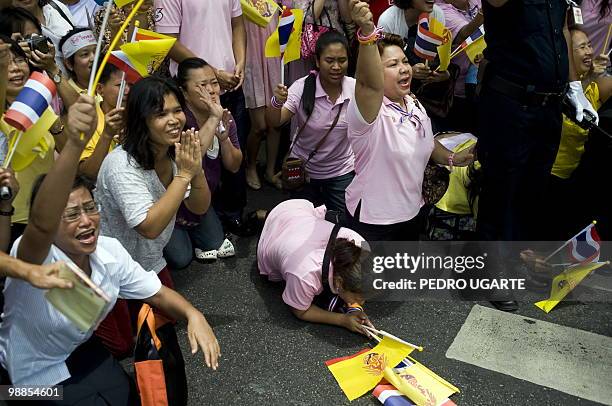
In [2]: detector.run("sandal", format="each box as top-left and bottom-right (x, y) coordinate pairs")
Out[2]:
(217, 238), (235, 258)
(264, 172), (283, 190)
(194, 248), (217, 262)
(246, 168), (261, 190)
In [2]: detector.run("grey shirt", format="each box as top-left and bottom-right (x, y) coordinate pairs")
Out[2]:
(96, 146), (176, 274)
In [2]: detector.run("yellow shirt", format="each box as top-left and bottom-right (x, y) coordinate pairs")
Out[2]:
(67, 78), (104, 103)
(1, 112), (56, 224)
(552, 82), (601, 179)
(435, 139), (479, 216)
(80, 103), (115, 161)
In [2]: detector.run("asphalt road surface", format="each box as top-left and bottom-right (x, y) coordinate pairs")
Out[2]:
(167, 184), (612, 406)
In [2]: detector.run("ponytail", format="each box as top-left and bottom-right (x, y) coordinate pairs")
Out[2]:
(301, 71), (317, 117)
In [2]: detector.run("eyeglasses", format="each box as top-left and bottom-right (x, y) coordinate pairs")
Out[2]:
(62, 201), (100, 222)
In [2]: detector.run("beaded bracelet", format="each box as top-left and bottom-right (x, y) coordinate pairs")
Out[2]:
(357, 26), (383, 45)
(271, 95), (284, 109)
(448, 152), (455, 171)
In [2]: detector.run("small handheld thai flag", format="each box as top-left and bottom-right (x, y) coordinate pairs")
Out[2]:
(4, 72), (57, 132)
(460, 24), (485, 49)
(567, 223), (601, 263)
(108, 50), (142, 84)
(278, 7), (295, 58)
(414, 13), (444, 61)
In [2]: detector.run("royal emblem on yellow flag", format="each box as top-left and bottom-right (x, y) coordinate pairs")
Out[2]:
(120, 38), (176, 78)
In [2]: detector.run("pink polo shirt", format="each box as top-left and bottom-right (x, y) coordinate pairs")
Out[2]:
(155, 0), (242, 76)
(345, 96), (435, 225)
(257, 199), (365, 311)
(284, 75), (356, 179)
(437, 0), (482, 98)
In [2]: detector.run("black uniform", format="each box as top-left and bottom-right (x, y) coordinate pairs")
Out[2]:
(477, 0), (569, 242)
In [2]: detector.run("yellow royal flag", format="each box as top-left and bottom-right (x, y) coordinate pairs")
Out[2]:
(326, 337), (417, 401)
(113, 0), (137, 7)
(384, 357), (459, 406)
(1, 107), (57, 171)
(437, 29), (453, 72)
(465, 36), (487, 64)
(535, 261), (608, 313)
(264, 8), (303, 64)
(120, 38), (176, 77)
(133, 27), (174, 42)
(429, 15), (445, 37)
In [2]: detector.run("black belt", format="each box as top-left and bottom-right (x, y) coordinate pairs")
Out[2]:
(485, 75), (567, 107)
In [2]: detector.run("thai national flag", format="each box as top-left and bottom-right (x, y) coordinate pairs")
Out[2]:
(458, 25), (485, 50)
(108, 50), (142, 84)
(3, 72), (57, 132)
(414, 13), (443, 61)
(373, 384), (457, 406)
(278, 7), (295, 57)
(567, 224), (601, 264)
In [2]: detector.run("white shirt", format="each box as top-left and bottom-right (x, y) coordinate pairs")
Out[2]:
(0, 236), (162, 385)
(378, 5), (446, 39)
(42, 0), (76, 73)
(66, 0), (102, 28)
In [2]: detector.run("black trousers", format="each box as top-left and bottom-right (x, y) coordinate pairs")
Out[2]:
(476, 85), (563, 242)
(217, 89), (248, 221)
(344, 201), (422, 242)
(0, 337), (138, 405)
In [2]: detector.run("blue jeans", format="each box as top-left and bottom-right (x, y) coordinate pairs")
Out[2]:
(163, 208), (225, 270)
(290, 171), (355, 213)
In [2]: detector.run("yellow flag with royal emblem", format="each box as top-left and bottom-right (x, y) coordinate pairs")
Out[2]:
(120, 38), (176, 78)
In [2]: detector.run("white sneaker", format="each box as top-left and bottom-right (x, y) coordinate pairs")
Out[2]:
(195, 248), (217, 261)
(217, 238), (235, 258)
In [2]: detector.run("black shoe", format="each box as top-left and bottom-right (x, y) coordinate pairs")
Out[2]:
(490, 300), (519, 312)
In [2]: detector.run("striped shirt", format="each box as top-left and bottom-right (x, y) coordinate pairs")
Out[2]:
(0, 236), (162, 385)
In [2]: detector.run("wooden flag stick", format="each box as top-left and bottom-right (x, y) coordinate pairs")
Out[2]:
(362, 326), (423, 351)
(88, 1), (114, 95)
(2, 130), (24, 168)
(280, 55), (285, 85)
(603, 23), (612, 55)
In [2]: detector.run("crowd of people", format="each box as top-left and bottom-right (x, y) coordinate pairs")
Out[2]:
(0, 0), (610, 403)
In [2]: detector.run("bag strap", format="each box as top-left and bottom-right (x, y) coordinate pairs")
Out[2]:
(46, 0), (75, 29)
(305, 103), (343, 164)
(322, 223), (342, 290)
(136, 304), (162, 351)
(285, 107), (313, 159)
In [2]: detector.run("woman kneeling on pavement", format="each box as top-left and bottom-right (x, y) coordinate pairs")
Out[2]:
(258, 199), (374, 335)
(0, 95), (220, 403)
(344, 0), (473, 242)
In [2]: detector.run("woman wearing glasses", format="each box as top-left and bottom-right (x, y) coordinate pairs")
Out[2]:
(0, 95), (219, 402)
(345, 1), (473, 241)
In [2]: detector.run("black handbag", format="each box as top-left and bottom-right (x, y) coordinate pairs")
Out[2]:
(413, 63), (460, 119)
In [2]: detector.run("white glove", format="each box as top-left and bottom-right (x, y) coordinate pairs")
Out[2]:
(567, 81), (599, 125)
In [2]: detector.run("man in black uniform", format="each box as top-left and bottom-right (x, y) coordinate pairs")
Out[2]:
(476, 0), (599, 311)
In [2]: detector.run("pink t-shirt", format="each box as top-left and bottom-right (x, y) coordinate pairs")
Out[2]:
(257, 199), (365, 311)
(580, 0), (612, 56)
(284, 75), (356, 179)
(437, 0), (482, 98)
(345, 96), (435, 225)
(154, 0), (242, 76)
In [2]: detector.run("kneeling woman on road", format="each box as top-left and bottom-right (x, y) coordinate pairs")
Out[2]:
(0, 96), (219, 401)
(257, 199), (374, 335)
(345, 1), (473, 242)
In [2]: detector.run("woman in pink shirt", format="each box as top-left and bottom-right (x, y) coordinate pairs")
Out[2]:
(268, 31), (356, 214)
(345, 0), (473, 242)
(257, 199), (373, 335)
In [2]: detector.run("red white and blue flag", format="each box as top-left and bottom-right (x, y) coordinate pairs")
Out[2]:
(414, 13), (443, 61)
(373, 384), (456, 406)
(108, 50), (142, 84)
(567, 223), (601, 264)
(278, 7), (295, 57)
(3, 72), (57, 132)
(458, 25), (485, 50)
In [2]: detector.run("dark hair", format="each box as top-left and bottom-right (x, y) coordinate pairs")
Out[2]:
(0, 34), (39, 107)
(58, 27), (92, 72)
(123, 76), (185, 170)
(331, 238), (371, 295)
(30, 174), (96, 217)
(394, 0), (413, 10)
(175, 57), (210, 88)
(377, 33), (406, 56)
(98, 63), (121, 85)
(600, 0), (611, 21)
(302, 30), (349, 117)
(0, 7), (42, 37)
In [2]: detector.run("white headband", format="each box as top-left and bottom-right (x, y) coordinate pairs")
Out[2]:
(61, 30), (97, 59)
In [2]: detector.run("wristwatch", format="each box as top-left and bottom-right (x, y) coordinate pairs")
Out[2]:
(51, 71), (62, 85)
(0, 206), (15, 216)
